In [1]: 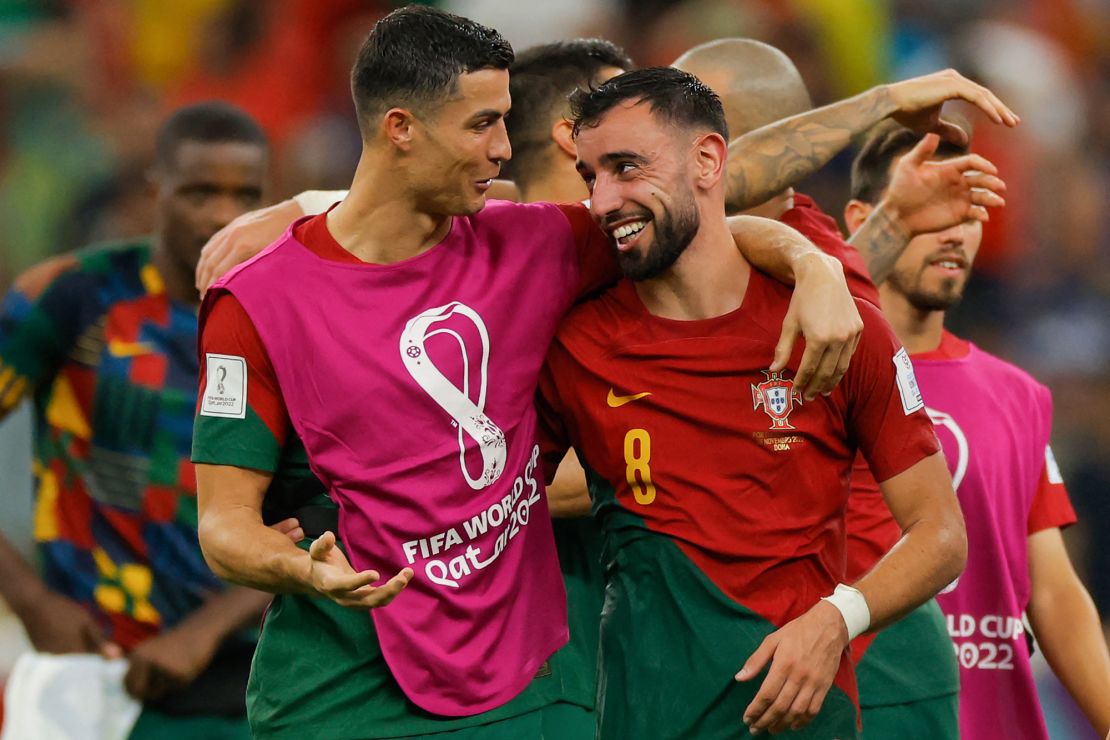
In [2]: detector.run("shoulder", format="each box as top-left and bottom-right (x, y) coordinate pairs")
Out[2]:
(551, 284), (632, 354)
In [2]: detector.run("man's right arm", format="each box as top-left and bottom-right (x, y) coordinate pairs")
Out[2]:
(724, 69), (1018, 213)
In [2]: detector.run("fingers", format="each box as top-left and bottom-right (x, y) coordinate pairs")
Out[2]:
(968, 186), (1005, 210)
(736, 634), (776, 682)
(743, 660), (791, 734)
(330, 567), (415, 609)
(904, 132), (940, 165)
(271, 517), (305, 543)
(770, 317), (800, 373)
(968, 205), (990, 222)
(100, 641), (124, 661)
(933, 119), (970, 146)
(309, 530), (337, 560)
(782, 683), (819, 733)
(792, 339), (821, 399)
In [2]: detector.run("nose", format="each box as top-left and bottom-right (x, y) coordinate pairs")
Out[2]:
(939, 221), (967, 247)
(589, 172), (622, 222)
(489, 120), (511, 164)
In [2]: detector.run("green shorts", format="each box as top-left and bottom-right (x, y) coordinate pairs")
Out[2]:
(596, 535), (858, 740)
(860, 693), (958, 739)
(129, 708), (249, 740)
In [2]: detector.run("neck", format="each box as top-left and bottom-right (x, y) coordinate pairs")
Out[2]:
(878, 285), (947, 353)
(151, 239), (198, 307)
(328, 149), (452, 263)
(519, 166), (588, 205)
(634, 215), (750, 320)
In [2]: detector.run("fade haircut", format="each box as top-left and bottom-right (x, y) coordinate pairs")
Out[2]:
(504, 39), (633, 185)
(851, 121), (969, 204)
(570, 67), (729, 142)
(350, 5), (514, 135)
(154, 101), (268, 170)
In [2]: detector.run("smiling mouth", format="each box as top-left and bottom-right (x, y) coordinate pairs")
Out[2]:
(609, 219), (650, 251)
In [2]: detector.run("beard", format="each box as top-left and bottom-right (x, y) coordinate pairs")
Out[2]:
(887, 265), (967, 312)
(615, 186), (700, 282)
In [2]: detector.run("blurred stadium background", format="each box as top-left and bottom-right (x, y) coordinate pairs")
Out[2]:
(0, 0), (1106, 736)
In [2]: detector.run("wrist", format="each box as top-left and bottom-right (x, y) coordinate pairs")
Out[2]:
(792, 250), (843, 284)
(872, 197), (914, 239)
(821, 583), (871, 640)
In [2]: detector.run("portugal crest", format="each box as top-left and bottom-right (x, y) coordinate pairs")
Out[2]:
(751, 370), (802, 430)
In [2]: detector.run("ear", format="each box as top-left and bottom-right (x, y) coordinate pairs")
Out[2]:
(551, 118), (578, 160)
(383, 108), (418, 151)
(692, 132), (727, 189)
(843, 199), (873, 235)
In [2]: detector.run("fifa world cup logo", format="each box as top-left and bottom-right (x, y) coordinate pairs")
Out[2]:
(216, 366), (226, 395)
(400, 302), (507, 490)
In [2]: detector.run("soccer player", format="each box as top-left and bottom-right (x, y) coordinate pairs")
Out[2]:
(190, 9), (863, 739)
(0, 103), (284, 738)
(674, 38), (1008, 737)
(845, 122), (1110, 740)
(536, 66), (967, 739)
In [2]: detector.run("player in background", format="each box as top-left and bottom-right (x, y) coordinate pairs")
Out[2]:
(191, 8), (863, 738)
(537, 66), (967, 739)
(673, 38), (1007, 737)
(0, 103), (293, 739)
(845, 121), (1110, 740)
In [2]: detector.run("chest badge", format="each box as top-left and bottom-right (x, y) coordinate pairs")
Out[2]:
(751, 370), (802, 430)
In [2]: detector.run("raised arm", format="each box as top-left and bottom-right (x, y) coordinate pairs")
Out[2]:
(728, 215), (862, 399)
(725, 69), (1018, 213)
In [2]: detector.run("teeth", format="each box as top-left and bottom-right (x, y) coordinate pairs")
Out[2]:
(613, 221), (647, 240)
(936, 260), (961, 269)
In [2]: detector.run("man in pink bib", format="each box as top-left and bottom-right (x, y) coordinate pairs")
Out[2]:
(845, 122), (1110, 739)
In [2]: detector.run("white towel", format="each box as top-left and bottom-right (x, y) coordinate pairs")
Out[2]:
(1, 652), (141, 740)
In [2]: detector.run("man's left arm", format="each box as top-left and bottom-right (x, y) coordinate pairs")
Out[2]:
(727, 215), (863, 399)
(737, 305), (965, 735)
(1027, 531), (1110, 734)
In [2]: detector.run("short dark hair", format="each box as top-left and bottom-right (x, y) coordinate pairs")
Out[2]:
(850, 122), (969, 203)
(504, 39), (633, 185)
(155, 101), (268, 170)
(569, 67), (729, 142)
(350, 5), (514, 134)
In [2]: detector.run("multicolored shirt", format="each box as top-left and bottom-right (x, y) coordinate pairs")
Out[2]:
(0, 241), (225, 650)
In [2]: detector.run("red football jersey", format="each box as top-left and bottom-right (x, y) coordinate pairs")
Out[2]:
(537, 268), (939, 641)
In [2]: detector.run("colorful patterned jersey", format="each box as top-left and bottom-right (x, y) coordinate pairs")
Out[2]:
(0, 241), (224, 649)
(536, 268), (941, 734)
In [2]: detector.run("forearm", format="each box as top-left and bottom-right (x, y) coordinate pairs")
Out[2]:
(546, 449), (591, 519)
(0, 530), (51, 620)
(196, 464), (313, 594)
(846, 202), (911, 285)
(728, 214), (838, 285)
(1029, 575), (1110, 733)
(725, 87), (894, 213)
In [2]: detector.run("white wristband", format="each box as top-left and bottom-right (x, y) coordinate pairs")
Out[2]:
(821, 584), (871, 640)
(292, 190), (348, 216)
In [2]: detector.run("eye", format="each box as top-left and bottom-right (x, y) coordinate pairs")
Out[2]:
(617, 162), (637, 176)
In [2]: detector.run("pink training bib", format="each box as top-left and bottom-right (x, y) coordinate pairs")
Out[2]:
(207, 201), (587, 715)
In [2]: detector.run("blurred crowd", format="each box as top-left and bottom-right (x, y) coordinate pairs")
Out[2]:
(0, 0), (1107, 732)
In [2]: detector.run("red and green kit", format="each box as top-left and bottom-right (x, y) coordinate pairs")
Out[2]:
(536, 270), (939, 739)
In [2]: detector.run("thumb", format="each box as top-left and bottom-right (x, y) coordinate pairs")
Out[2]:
(932, 119), (970, 147)
(309, 530), (336, 561)
(905, 132), (940, 164)
(771, 315), (800, 372)
(736, 634), (778, 681)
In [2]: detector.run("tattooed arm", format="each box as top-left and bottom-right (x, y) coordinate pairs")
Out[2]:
(724, 69), (1018, 214)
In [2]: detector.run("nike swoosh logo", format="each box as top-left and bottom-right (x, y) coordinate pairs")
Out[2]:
(607, 389), (652, 408)
(107, 339), (156, 357)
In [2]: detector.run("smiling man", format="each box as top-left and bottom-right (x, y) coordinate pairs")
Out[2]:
(536, 68), (968, 738)
(189, 7), (863, 739)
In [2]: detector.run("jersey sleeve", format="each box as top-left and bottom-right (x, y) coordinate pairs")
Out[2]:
(192, 291), (291, 473)
(534, 354), (573, 485)
(1027, 445), (1077, 533)
(843, 300), (940, 482)
(554, 202), (620, 299)
(0, 255), (84, 418)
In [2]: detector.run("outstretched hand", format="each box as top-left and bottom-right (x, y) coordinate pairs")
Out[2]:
(886, 68), (1019, 144)
(308, 531), (413, 609)
(884, 133), (1007, 235)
